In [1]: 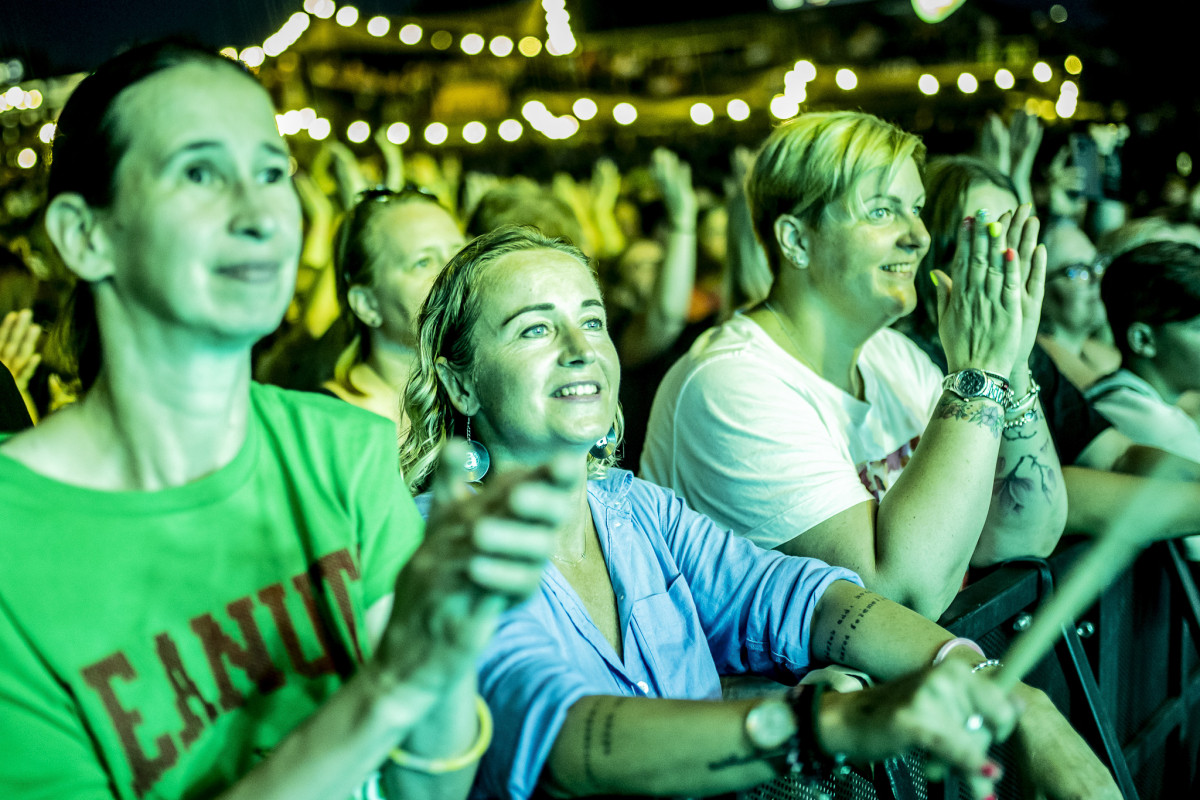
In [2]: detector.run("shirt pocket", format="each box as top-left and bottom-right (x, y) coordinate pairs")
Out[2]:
(627, 575), (719, 698)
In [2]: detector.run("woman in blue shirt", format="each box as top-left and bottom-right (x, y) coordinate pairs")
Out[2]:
(399, 225), (1117, 800)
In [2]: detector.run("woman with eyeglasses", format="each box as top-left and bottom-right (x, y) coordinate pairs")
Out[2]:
(323, 185), (466, 430)
(1035, 220), (1121, 389)
(0, 41), (570, 800)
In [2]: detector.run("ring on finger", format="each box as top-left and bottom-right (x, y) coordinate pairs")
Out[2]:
(965, 713), (984, 732)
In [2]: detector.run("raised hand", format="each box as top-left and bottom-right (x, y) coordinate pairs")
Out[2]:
(650, 147), (698, 228)
(820, 661), (1018, 800)
(0, 309), (42, 392)
(933, 207), (1044, 378)
(376, 441), (573, 691)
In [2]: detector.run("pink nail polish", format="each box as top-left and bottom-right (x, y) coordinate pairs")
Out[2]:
(1004, 248), (1017, 262)
(981, 762), (1000, 778)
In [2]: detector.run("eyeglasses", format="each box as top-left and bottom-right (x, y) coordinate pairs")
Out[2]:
(1048, 258), (1108, 282)
(355, 182), (441, 205)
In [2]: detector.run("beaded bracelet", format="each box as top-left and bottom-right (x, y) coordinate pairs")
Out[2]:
(971, 658), (1004, 674)
(389, 695), (493, 774)
(1004, 372), (1041, 419)
(1003, 407), (1040, 429)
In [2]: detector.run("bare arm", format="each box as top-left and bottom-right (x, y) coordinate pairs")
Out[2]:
(617, 148), (698, 367)
(1064, 465), (1200, 542)
(217, 448), (571, 800)
(778, 392), (1006, 618)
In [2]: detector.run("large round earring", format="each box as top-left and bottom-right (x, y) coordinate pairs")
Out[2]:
(589, 425), (618, 460)
(463, 417), (490, 482)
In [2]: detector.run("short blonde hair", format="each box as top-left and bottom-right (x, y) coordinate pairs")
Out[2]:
(398, 224), (623, 493)
(746, 110), (925, 277)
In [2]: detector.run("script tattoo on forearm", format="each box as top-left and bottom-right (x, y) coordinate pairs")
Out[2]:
(934, 396), (1003, 439)
(582, 697), (624, 788)
(821, 590), (880, 662)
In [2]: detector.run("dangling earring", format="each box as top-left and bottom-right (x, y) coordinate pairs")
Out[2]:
(589, 424), (618, 460)
(463, 417), (490, 483)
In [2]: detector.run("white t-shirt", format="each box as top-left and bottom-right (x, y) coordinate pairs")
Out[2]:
(642, 314), (943, 549)
(1085, 369), (1200, 559)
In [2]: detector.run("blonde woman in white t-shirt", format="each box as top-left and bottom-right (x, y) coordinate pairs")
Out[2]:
(644, 111), (1066, 621)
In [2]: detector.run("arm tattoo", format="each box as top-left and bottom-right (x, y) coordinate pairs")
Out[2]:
(820, 590), (879, 662)
(992, 453), (1059, 513)
(581, 697), (623, 788)
(934, 396), (1003, 439)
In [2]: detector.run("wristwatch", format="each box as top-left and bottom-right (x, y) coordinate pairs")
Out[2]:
(942, 368), (1010, 407)
(744, 697), (798, 752)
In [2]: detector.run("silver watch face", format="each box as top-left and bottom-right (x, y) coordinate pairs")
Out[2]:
(957, 369), (987, 396)
(746, 699), (795, 750)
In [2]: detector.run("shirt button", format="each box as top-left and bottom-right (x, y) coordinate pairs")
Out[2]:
(636, 681), (649, 693)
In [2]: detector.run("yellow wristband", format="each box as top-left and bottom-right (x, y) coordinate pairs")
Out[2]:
(389, 695), (493, 774)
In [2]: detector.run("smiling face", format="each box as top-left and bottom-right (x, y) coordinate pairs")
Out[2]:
(802, 156), (930, 329)
(93, 61), (301, 346)
(366, 200), (465, 348)
(455, 247), (619, 466)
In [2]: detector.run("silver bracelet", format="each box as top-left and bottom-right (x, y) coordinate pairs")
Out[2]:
(1004, 371), (1041, 418)
(972, 658), (1004, 674)
(1003, 407), (1040, 429)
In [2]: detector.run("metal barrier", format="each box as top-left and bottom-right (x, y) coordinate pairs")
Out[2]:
(738, 538), (1200, 800)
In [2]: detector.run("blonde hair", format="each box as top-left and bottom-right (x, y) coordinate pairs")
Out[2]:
(398, 225), (623, 493)
(745, 110), (925, 279)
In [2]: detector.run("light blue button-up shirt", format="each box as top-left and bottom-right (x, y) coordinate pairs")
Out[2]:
(423, 469), (862, 800)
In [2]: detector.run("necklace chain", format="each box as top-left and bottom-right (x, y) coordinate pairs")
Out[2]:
(551, 515), (591, 567)
(764, 301), (812, 367)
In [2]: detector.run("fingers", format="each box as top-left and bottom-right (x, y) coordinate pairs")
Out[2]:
(932, 270), (953, 324)
(429, 439), (475, 511)
(983, 211), (1009, 300)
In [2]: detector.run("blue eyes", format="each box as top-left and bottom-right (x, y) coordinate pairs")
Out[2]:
(520, 318), (604, 338)
(183, 164), (287, 186)
(867, 205), (923, 221)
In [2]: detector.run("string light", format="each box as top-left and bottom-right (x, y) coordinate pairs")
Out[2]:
(793, 60), (817, 82)
(1065, 55), (1082, 75)
(918, 74), (939, 95)
(239, 46), (265, 67)
(461, 33), (485, 55)
(543, 0), (576, 56)
(612, 102), (637, 125)
(1032, 61), (1052, 82)
(382, 122), (409, 144)
(573, 98), (597, 120)
(424, 122), (449, 145)
(957, 73), (978, 93)
(490, 36), (514, 57)
(304, 0), (335, 19)
(690, 102), (714, 125)
(518, 36), (543, 57)
(727, 99), (750, 121)
(16, 148), (37, 169)
(994, 68), (1015, 89)
(498, 119), (524, 141)
(308, 118), (332, 140)
(399, 24), (422, 45)
(38, 122), (56, 143)
(347, 121), (371, 143)
(463, 121), (487, 143)
(263, 12), (310, 57)
(769, 94), (800, 119)
(335, 6), (359, 26)
(431, 31), (453, 50)
(367, 16), (390, 37)
(835, 68), (857, 90)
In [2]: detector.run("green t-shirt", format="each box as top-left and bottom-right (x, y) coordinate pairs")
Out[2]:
(0, 384), (422, 799)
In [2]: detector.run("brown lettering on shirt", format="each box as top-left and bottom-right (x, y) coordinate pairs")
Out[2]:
(190, 598), (286, 712)
(258, 582), (335, 678)
(80, 547), (363, 796)
(81, 651), (177, 798)
(154, 633), (218, 749)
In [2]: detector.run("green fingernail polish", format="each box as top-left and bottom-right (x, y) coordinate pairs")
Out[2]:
(988, 221), (1002, 238)
(975, 208), (988, 222)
